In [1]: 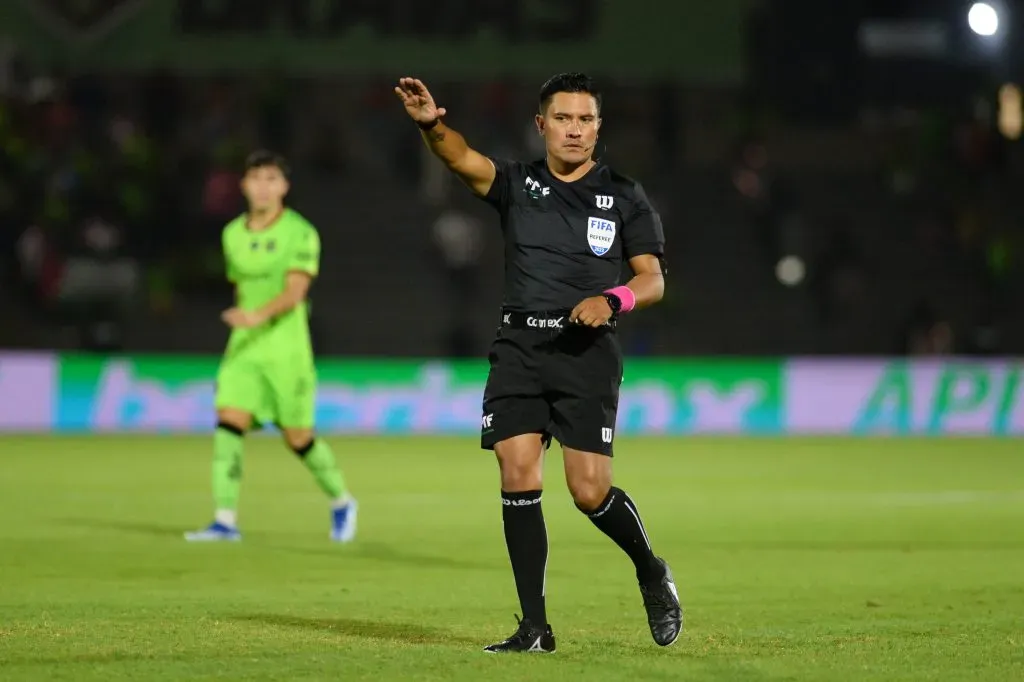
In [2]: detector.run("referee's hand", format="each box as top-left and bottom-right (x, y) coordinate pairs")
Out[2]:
(570, 296), (613, 328)
(395, 77), (447, 127)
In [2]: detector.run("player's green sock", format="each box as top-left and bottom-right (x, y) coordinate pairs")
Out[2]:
(295, 438), (349, 503)
(212, 425), (244, 524)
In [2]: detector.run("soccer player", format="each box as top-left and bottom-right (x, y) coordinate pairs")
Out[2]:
(395, 74), (682, 652)
(185, 150), (357, 544)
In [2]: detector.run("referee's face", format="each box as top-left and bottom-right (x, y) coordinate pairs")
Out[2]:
(538, 92), (601, 167)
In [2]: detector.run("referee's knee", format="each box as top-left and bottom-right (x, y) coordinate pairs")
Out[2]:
(570, 483), (610, 513)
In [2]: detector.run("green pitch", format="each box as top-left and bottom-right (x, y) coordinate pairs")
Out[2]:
(0, 435), (1021, 681)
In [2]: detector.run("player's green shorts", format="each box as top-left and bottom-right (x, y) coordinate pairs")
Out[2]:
(214, 358), (317, 429)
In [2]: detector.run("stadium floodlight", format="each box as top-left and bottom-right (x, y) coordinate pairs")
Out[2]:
(968, 2), (1000, 37)
(775, 255), (805, 287)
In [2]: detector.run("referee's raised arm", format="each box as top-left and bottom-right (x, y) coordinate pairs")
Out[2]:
(395, 77), (496, 197)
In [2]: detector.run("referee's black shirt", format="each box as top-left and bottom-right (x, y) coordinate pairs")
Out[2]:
(480, 157), (666, 312)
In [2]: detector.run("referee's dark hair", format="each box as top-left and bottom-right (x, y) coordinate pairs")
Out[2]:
(538, 72), (603, 115)
(244, 149), (290, 178)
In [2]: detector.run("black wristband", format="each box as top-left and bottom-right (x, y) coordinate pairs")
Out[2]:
(603, 292), (622, 314)
(417, 118), (440, 131)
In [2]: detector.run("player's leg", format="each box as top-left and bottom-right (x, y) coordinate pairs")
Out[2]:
(185, 362), (261, 542)
(480, 331), (556, 654)
(271, 365), (356, 543)
(549, 329), (683, 647)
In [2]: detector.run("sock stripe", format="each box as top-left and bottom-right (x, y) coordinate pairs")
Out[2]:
(622, 495), (652, 550)
(541, 505), (550, 598)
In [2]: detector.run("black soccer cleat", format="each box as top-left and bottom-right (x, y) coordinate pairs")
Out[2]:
(483, 615), (556, 654)
(639, 557), (684, 647)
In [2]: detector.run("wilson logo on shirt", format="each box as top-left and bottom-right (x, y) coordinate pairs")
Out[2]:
(586, 217), (616, 256)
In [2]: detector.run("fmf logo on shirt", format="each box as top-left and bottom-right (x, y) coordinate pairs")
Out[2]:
(524, 176), (550, 198)
(587, 217), (616, 256)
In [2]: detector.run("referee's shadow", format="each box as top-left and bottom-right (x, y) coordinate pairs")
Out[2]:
(229, 613), (479, 646)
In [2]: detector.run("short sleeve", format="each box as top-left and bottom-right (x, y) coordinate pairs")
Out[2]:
(622, 181), (665, 260)
(288, 227), (321, 278)
(480, 157), (521, 208)
(222, 228), (238, 283)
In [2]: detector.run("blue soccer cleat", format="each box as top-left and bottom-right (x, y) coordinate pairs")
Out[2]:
(184, 521), (242, 542)
(330, 498), (358, 543)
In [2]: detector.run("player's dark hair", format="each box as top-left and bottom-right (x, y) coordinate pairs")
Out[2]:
(244, 149), (290, 177)
(538, 72), (602, 115)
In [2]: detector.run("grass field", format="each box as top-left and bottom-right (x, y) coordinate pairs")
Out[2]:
(0, 435), (1021, 681)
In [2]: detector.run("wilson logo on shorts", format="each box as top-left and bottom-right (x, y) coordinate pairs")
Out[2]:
(601, 427), (614, 443)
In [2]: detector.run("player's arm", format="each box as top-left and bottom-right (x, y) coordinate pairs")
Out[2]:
(395, 77), (496, 197)
(251, 272), (312, 324)
(252, 225), (320, 323)
(222, 273), (311, 329)
(222, 227), (319, 330)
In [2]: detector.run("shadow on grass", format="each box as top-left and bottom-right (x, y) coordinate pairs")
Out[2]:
(231, 613), (479, 646)
(58, 518), (189, 539)
(57, 520), (503, 572)
(273, 540), (502, 572)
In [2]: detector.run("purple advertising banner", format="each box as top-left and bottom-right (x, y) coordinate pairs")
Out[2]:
(0, 353), (1021, 435)
(786, 359), (1024, 435)
(0, 352), (57, 430)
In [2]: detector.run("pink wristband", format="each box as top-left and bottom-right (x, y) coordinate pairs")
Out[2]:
(605, 286), (636, 313)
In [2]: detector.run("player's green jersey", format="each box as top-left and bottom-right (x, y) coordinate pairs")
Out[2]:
(221, 208), (320, 364)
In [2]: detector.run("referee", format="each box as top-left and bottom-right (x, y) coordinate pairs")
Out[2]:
(395, 73), (681, 653)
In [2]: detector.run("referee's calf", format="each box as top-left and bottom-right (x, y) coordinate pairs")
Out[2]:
(396, 72), (681, 653)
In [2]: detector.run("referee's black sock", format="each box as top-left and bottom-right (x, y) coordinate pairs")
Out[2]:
(501, 490), (548, 627)
(583, 487), (662, 584)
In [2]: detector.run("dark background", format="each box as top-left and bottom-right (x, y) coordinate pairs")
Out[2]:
(2, 0), (1022, 358)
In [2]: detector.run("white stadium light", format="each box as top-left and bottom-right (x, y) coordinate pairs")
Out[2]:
(968, 2), (1000, 37)
(775, 256), (805, 287)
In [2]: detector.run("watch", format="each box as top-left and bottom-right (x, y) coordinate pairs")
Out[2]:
(603, 292), (622, 314)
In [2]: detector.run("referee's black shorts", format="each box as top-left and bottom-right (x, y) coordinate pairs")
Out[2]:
(480, 309), (623, 456)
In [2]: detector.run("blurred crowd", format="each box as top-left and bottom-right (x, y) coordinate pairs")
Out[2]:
(1, 42), (1021, 356)
(0, 54), (247, 348)
(730, 100), (1022, 356)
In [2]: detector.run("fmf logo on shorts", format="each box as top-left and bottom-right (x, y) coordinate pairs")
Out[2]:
(587, 217), (616, 256)
(527, 316), (564, 329)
